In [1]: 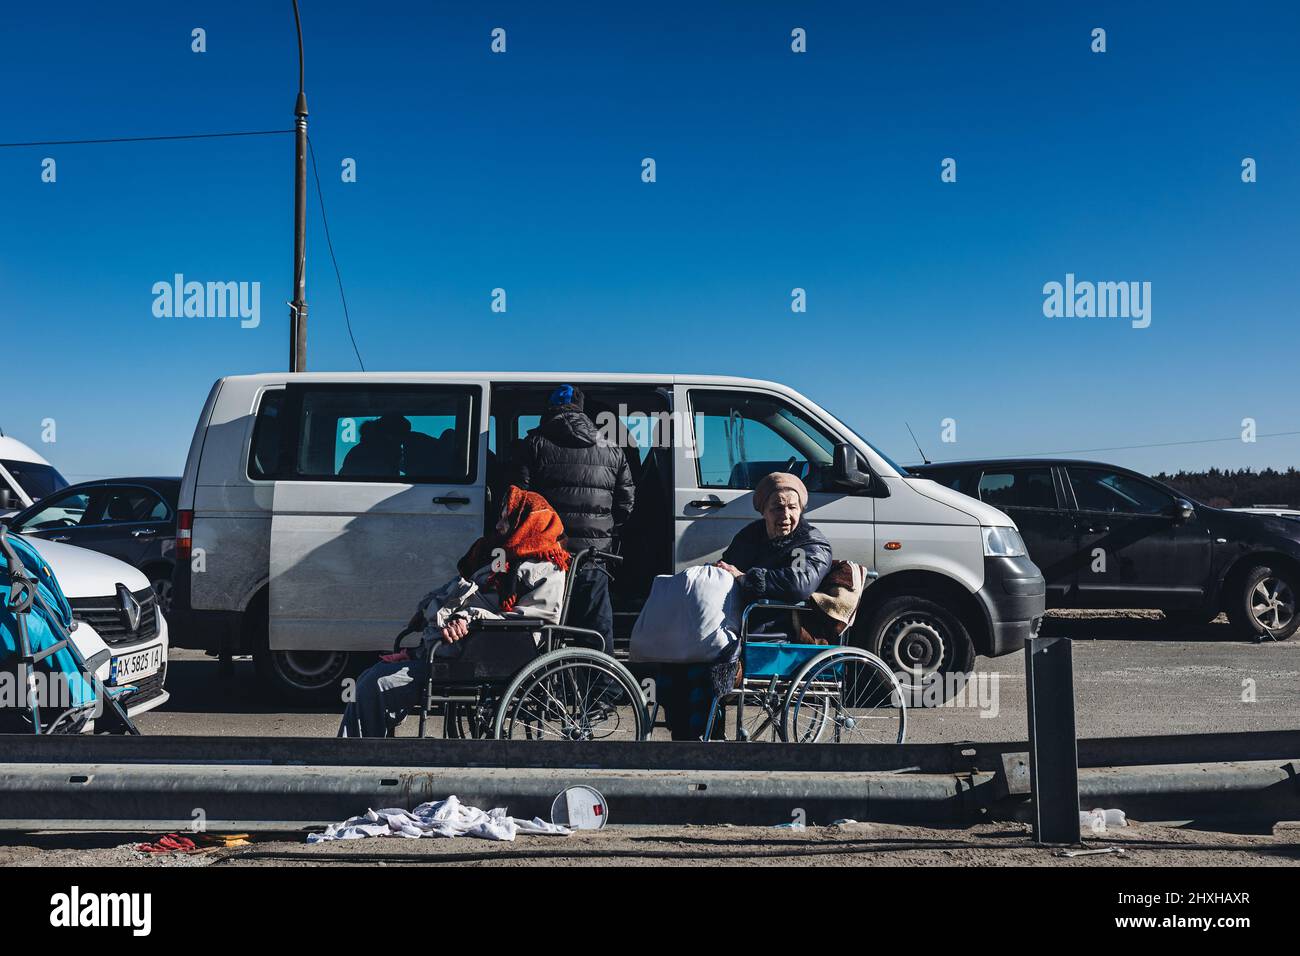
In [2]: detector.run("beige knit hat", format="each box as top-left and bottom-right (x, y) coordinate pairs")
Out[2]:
(753, 472), (809, 512)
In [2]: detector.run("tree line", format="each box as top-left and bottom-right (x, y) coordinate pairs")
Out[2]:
(1154, 467), (1300, 509)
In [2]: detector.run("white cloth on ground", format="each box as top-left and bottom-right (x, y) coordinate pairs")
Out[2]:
(628, 564), (741, 664)
(306, 794), (572, 843)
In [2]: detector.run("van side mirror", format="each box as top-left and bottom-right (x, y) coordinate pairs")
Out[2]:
(1169, 499), (1195, 523)
(832, 442), (871, 489)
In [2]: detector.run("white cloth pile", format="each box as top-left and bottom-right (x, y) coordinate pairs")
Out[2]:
(307, 795), (573, 843)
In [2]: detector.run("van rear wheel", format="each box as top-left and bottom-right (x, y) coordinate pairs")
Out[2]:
(862, 595), (974, 707)
(254, 647), (353, 705)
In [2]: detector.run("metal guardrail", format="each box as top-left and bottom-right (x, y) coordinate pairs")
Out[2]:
(0, 729), (1295, 772)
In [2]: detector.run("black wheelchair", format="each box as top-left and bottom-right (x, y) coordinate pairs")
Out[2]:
(390, 549), (650, 740)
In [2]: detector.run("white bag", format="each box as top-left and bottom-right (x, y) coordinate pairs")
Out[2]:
(628, 565), (741, 664)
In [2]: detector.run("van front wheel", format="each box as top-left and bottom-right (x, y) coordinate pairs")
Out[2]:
(862, 595), (975, 707)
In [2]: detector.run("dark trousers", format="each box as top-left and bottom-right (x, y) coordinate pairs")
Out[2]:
(567, 560), (614, 654)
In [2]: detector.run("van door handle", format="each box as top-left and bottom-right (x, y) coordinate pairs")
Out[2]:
(131, 529), (157, 537)
(1082, 524), (1110, 534)
(50, 535), (71, 543)
(689, 499), (725, 509)
(432, 496), (471, 506)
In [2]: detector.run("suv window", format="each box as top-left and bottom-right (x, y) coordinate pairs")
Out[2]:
(17, 490), (92, 530)
(690, 390), (836, 491)
(253, 385), (479, 483)
(94, 488), (170, 524)
(1069, 467), (1173, 515)
(977, 468), (1058, 510)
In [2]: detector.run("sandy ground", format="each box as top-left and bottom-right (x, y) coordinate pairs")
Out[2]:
(2, 820), (1298, 867)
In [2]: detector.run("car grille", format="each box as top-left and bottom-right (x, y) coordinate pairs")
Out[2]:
(118, 670), (166, 708)
(69, 588), (160, 648)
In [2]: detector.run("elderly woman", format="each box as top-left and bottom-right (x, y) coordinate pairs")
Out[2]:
(658, 472), (832, 739)
(339, 486), (570, 737)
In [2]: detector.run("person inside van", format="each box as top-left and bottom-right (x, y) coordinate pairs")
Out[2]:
(657, 472), (833, 740)
(510, 385), (635, 655)
(340, 416), (408, 477)
(338, 485), (570, 737)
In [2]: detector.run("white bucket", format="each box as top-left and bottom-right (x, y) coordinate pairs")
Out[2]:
(551, 786), (609, 830)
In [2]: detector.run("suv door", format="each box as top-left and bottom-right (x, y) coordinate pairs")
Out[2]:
(673, 386), (875, 570)
(1065, 465), (1212, 608)
(264, 381), (487, 650)
(972, 466), (1077, 605)
(73, 485), (173, 568)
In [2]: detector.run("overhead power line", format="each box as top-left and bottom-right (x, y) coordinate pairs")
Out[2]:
(931, 429), (1300, 462)
(0, 129), (293, 148)
(307, 135), (365, 371)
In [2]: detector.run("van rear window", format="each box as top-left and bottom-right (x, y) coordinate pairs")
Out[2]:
(249, 385), (478, 484)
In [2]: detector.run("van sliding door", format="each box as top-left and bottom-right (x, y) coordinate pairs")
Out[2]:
(267, 381), (487, 652)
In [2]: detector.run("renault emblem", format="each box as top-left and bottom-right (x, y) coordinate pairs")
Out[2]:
(117, 584), (142, 632)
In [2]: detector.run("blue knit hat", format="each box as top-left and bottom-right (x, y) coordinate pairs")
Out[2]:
(548, 384), (583, 409)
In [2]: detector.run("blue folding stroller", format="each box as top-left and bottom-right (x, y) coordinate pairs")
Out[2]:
(0, 524), (139, 734)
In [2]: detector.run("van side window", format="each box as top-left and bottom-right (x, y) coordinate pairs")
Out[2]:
(689, 390), (836, 491)
(248, 390), (287, 480)
(977, 469), (1057, 510)
(291, 385), (477, 483)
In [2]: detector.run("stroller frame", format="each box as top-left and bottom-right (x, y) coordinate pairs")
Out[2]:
(0, 524), (140, 736)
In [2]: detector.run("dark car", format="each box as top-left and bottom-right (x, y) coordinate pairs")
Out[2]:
(910, 459), (1300, 641)
(1, 477), (181, 614)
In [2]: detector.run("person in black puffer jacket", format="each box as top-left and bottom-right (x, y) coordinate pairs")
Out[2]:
(511, 385), (635, 652)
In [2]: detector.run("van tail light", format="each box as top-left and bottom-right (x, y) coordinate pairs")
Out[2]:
(177, 509), (193, 562)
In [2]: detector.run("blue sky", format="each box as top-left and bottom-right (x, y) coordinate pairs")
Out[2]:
(1, 1), (1297, 481)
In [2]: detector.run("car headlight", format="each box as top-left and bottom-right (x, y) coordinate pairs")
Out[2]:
(982, 526), (1027, 557)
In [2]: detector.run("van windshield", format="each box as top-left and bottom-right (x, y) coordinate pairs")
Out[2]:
(1, 460), (69, 503)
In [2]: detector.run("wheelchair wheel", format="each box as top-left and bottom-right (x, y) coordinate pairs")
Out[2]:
(442, 702), (495, 739)
(493, 649), (649, 741)
(781, 647), (906, 744)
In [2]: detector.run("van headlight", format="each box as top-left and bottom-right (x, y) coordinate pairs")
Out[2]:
(982, 526), (1027, 557)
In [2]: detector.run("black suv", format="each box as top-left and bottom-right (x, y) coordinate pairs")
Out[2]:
(910, 459), (1299, 641)
(1, 477), (180, 614)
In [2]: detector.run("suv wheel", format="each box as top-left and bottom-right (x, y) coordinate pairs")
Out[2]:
(1228, 565), (1300, 642)
(862, 595), (975, 706)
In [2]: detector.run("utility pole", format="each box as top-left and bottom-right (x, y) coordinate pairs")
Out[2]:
(289, 0), (308, 372)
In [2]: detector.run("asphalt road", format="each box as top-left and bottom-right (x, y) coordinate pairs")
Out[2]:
(137, 612), (1300, 742)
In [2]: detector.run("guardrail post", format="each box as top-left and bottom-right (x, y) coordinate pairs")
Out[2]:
(1024, 636), (1079, 844)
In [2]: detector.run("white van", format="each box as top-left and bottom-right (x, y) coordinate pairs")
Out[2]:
(0, 434), (69, 516)
(172, 373), (1045, 702)
(19, 536), (171, 724)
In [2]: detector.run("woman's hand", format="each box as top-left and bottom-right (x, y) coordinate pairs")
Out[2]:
(380, 649), (410, 664)
(714, 560), (744, 580)
(440, 617), (471, 643)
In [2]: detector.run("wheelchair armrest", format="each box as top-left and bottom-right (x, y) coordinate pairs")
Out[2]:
(392, 626), (422, 653)
(470, 618), (548, 630)
(740, 600), (810, 638)
(541, 624), (606, 652)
